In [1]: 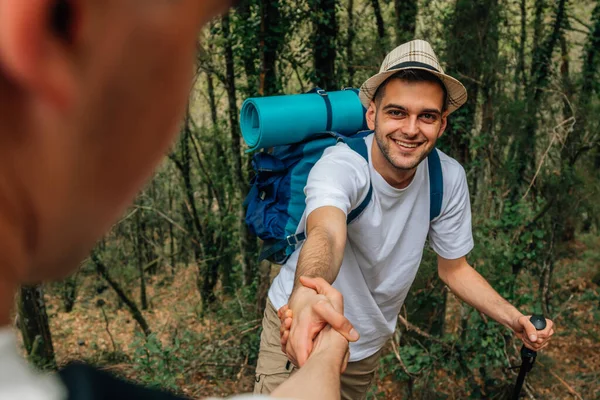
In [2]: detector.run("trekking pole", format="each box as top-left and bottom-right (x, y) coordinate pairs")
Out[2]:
(511, 315), (546, 399)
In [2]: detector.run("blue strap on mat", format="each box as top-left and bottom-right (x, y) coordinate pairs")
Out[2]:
(309, 88), (333, 131)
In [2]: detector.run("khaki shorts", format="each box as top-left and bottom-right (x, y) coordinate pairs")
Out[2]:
(254, 299), (381, 400)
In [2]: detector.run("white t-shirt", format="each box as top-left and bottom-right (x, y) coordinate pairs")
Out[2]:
(0, 327), (66, 400)
(268, 133), (474, 362)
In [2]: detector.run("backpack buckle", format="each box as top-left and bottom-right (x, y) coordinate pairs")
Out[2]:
(286, 234), (300, 246)
(316, 89), (327, 97)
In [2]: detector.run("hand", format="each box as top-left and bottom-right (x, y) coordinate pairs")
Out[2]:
(281, 276), (359, 367)
(311, 325), (350, 373)
(511, 315), (555, 351)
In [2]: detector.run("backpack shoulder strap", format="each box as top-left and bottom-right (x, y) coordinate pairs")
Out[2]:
(258, 132), (373, 263)
(342, 133), (373, 223)
(427, 148), (443, 221)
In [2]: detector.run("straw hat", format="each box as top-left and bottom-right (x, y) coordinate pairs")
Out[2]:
(359, 40), (467, 114)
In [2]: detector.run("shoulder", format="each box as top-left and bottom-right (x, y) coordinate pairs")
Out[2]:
(322, 141), (369, 166)
(313, 141), (370, 180)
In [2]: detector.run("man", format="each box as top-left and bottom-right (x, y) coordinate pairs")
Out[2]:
(0, 1), (349, 399)
(254, 40), (555, 399)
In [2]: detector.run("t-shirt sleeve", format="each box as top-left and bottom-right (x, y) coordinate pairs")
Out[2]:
(428, 161), (474, 259)
(304, 144), (370, 219)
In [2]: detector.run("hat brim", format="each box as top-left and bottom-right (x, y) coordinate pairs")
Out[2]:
(359, 67), (468, 115)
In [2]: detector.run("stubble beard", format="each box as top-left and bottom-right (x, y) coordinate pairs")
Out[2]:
(373, 116), (437, 172)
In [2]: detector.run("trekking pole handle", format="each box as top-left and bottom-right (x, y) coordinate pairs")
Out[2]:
(529, 314), (547, 331)
(512, 315), (546, 400)
(521, 314), (546, 365)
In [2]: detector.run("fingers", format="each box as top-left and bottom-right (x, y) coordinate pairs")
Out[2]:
(277, 304), (289, 320)
(518, 317), (556, 351)
(279, 310), (293, 351)
(280, 316), (292, 344)
(287, 330), (313, 367)
(522, 337), (550, 351)
(299, 276), (344, 311)
(280, 330), (290, 354)
(520, 317), (539, 343)
(313, 299), (359, 342)
(340, 348), (350, 374)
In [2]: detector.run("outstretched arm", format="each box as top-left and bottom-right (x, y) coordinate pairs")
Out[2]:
(285, 206), (359, 367)
(271, 326), (349, 400)
(438, 255), (555, 350)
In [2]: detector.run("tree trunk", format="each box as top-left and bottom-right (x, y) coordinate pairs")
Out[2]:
(445, 0), (498, 165)
(474, 0), (499, 202)
(18, 286), (56, 370)
(168, 182), (177, 275)
(515, 0), (527, 96)
(563, 0), (600, 165)
(259, 0), (283, 96)
(237, 0), (260, 97)
(310, 0), (338, 90)
(61, 274), (78, 313)
(222, 13), (245, 192)
(511, 0), (567, 200)
(394, 0), (418, 45)
(206, 71), (218, 128)
(135, 210), (149, 310)
(532, 0), (547, 68)
(347, 0), (356, 87)
(370, 0), (387, 59)
(550, 0), (600, 245)
(91, 252), (152, 337)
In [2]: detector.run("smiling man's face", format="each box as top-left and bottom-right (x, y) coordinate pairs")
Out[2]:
(367, 77), (448, 176)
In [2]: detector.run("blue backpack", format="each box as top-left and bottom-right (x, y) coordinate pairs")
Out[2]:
(244, 130), (444, 264)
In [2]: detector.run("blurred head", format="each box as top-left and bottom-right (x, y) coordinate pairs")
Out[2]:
(366, 70), (448, 180)
(0, 0), (234, 284)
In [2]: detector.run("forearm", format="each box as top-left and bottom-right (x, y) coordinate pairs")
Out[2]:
(293, 226), (343, 290)
(271, 352), (341, 400)
(439, 260), (522, 329)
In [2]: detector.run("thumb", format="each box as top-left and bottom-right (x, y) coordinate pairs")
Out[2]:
(293, 331), (313, 367)
(313, 300), (359, 342)
(300, 276), (344, 311)
(299, 276), (328, 294)
(521, 317), (538, 342)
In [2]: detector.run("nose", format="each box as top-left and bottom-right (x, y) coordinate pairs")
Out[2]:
(400, 115), (419, 138)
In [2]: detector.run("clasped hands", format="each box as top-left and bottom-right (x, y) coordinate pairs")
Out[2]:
(276, 276), (359, 371)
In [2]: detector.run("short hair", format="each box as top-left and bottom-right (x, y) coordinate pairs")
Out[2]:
(373, 69), (448, 112)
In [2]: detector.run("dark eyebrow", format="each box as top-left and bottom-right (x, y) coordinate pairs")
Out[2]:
(421, 108), (442, 116)
(382, 104), (407, 111)
(382, 104), (442, 116)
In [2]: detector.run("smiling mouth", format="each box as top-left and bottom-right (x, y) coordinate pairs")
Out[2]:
(393, 139), (423, 150)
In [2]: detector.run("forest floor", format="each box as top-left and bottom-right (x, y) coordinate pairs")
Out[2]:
(35, 234), (600, 399)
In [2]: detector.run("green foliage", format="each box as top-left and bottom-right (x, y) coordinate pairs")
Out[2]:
(131, 332), (186, 392)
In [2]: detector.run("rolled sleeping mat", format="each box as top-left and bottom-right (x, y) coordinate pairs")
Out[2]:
(240, 88), (367, 152)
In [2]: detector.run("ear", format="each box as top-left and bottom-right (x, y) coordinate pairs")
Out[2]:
(437, 111), (449, 138)
(0, 0), (78, 110)
(366, 102), (376, 131)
